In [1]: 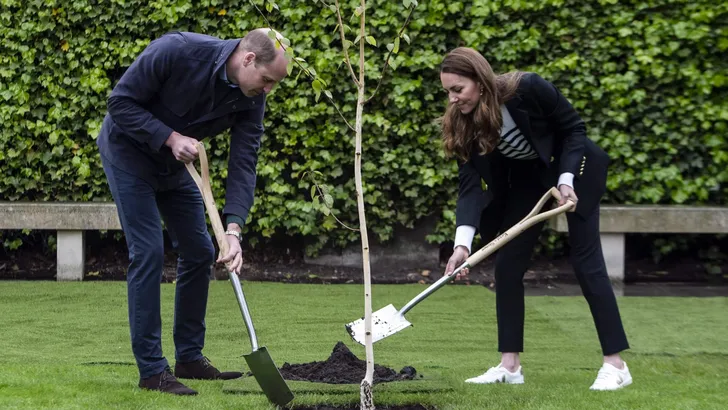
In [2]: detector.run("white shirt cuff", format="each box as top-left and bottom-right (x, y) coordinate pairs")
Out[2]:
(454, 225), (476, 253)
(557, 172), (574, 189)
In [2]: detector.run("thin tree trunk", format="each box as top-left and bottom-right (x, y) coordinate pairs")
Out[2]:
(356, 1), (374, 409)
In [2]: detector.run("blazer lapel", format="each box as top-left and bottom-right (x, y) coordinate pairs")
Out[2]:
(504, 96), (534, 143)
(505, 94), (551, 166)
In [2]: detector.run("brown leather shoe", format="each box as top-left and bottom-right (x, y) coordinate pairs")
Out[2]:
(139, 367), (198, 395)
(174, 356), (243, 380)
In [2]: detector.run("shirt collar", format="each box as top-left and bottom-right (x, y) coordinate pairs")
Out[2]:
(220, 64), (240, 88)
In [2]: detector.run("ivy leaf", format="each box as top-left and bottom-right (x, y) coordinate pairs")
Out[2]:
(312, 79), (322, 102)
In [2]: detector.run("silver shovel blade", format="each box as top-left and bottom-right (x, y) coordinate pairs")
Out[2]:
(345, 304), (413, 346)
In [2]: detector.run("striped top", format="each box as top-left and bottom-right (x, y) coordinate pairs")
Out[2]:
(497, 105), (539, 160)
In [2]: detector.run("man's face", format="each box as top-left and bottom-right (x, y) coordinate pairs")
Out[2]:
(236, 52), (289, 97)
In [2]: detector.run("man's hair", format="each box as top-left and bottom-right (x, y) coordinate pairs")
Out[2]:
(239, 28), (281, 66)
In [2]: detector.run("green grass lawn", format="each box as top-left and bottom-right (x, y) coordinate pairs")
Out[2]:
(1, 281), (726, 409)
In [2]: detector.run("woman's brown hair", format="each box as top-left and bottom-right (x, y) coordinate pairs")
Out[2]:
(440, 47), (525, 162)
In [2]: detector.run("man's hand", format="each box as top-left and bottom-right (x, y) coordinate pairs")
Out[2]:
(164, 131), (199, 163)
(218, 234), (243, 275)
(444, 245), (470, 280)
(558, 184), (578, 211)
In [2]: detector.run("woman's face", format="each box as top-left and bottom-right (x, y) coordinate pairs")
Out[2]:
(440, 72), (481, 115)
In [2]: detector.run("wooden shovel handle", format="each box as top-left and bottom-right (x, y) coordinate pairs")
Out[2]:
(184, 143), (231, 261)
(395, 188), (574, 317)
(465, 187), (574, 268)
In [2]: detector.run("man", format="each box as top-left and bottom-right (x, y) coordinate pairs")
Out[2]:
(97, 29), (289, 395)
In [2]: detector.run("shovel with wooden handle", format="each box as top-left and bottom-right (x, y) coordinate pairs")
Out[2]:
(345, 187), (575, 346)
(185, 143), (294, 407)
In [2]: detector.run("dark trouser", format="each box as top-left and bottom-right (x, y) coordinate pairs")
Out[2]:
(481, 160), (629, 356)
(102, 156), (215, 378)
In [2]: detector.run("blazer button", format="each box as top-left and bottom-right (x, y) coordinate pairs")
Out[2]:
(232, 105), (237, 109)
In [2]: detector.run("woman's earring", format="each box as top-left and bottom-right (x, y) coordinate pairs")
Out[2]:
(479, 86), (484, 95)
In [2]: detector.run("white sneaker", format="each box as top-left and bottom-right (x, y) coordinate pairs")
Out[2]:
(589, 362), (633, 391)
(465, 363), (524, 384)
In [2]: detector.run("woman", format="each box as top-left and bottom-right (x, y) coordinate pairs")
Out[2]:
(440, 47), (632, 391)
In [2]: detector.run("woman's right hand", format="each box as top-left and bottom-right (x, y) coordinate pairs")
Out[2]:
(444, 245), (470, 280)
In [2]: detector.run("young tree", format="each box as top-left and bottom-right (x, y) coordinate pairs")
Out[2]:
(252, 1), (418, 407)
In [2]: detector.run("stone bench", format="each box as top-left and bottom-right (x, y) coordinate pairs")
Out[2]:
(550, 205), (728, 282)
(0, 202), (121, 281)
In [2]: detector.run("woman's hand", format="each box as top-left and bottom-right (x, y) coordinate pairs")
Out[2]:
(558, 184), (578, 211)
(444, 245), (470, 280)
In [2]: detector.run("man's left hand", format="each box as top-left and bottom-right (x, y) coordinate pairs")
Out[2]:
(218, 235), (243, 275)
(558, 184), (578, 211)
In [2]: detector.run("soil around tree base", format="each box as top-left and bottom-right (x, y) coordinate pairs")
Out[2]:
(278, 342), (419, 385)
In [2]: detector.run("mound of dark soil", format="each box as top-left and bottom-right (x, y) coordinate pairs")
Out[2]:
(279, 342), (419, 385)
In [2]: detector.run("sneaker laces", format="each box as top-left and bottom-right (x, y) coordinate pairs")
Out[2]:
(200, 356), (213, 369)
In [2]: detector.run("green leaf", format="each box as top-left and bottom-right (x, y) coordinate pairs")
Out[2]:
(365, 36), (377, 46)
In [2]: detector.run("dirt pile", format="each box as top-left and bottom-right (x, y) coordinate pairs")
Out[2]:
(279, 341), (419, 384)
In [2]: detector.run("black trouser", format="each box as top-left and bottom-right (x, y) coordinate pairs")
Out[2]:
(480, 159), (629, 356)
(102, 156), (215, 378)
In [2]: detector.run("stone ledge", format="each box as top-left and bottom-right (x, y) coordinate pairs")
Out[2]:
(550, 205), (728, 233)
(0, 202), (121, 230)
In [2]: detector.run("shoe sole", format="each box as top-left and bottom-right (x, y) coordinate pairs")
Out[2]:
(590, 376), (633, 391)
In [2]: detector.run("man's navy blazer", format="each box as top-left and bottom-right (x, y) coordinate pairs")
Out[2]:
(97, 31), (266, 224)
(455, 72), (610, 230)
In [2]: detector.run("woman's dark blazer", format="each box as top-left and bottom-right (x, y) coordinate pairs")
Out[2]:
(455, 73), (610, 232)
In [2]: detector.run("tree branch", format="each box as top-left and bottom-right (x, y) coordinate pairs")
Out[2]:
(364, 4), (416, 104)
(315, 183), (358, 232)
(249, 0), (355, 132)
(334, 0), (360, 87)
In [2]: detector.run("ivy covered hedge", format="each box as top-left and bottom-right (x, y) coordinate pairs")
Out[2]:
(1, 0), (726, 257)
